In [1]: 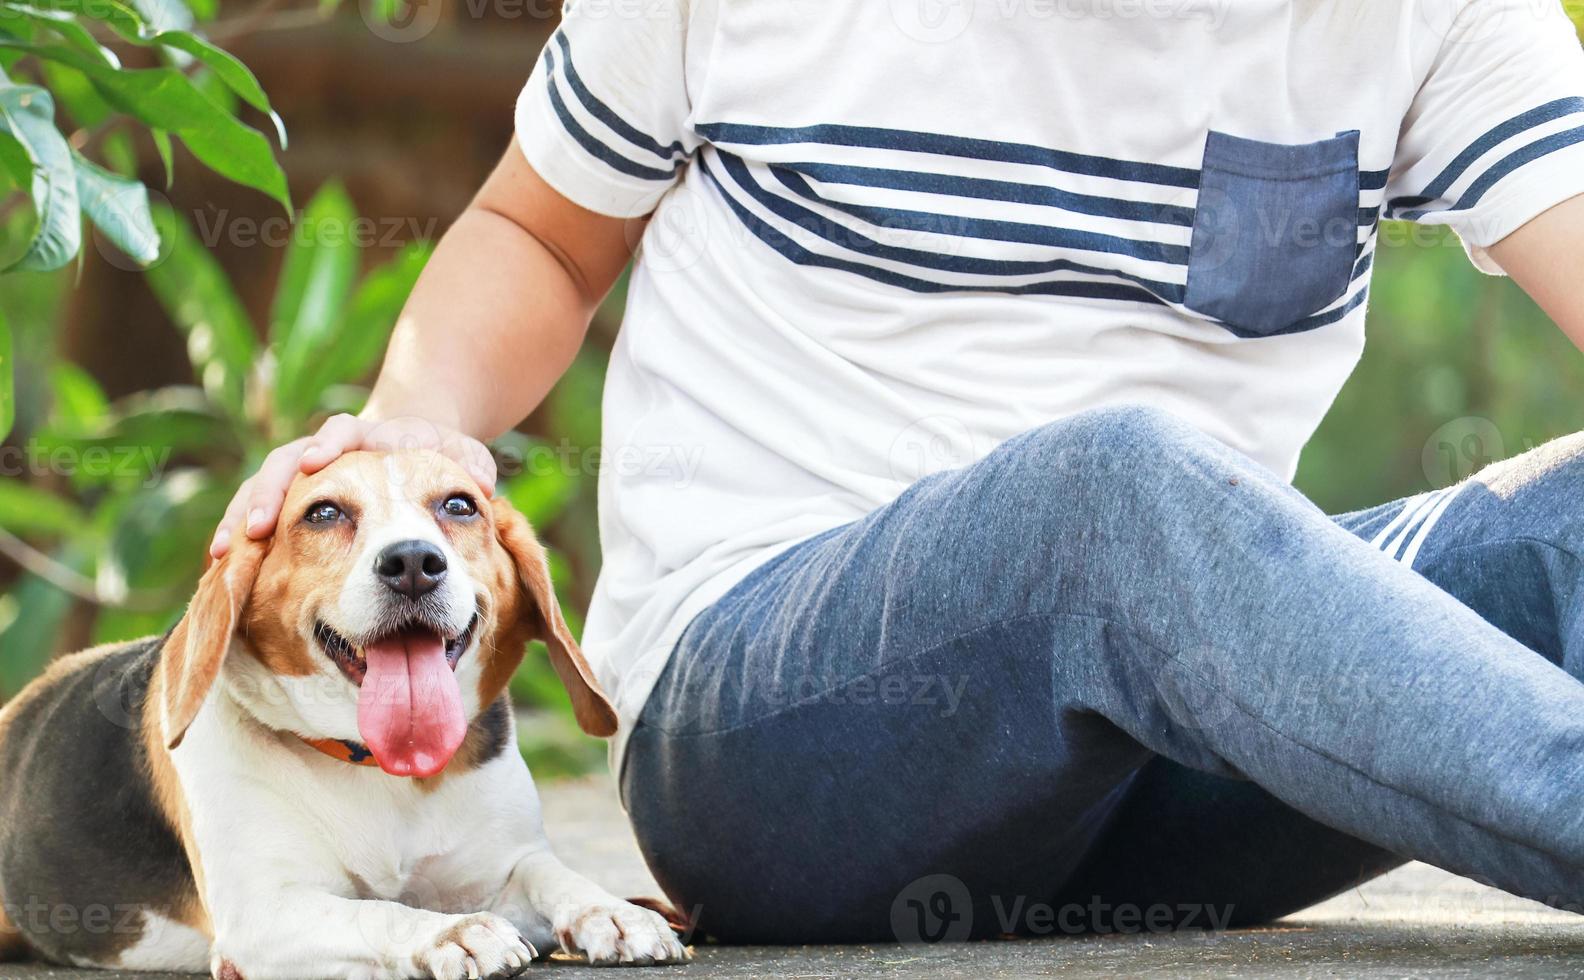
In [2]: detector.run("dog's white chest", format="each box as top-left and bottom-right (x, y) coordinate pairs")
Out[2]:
(177, 704), (533, 911)
(309, 771), (516, 909)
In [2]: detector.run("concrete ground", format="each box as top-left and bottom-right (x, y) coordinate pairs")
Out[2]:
(5, 774), (1580, 979)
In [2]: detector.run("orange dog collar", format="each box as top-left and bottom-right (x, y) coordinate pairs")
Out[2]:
(300, 737), (382, 768)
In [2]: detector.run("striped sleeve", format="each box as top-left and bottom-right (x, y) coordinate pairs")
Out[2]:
(515, 2), (698, 218)
(1387, 1), (1584, 275)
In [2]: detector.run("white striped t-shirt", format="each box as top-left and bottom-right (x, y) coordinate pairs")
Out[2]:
(514, 0), (1584, 766)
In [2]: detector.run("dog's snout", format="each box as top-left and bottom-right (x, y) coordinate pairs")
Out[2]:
(374, 540), (448, 599)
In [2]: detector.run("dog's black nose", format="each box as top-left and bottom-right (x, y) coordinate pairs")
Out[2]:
(374, 540), (448, 599)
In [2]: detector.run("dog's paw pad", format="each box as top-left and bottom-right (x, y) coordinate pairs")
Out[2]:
(559, 903), (690, 967)
(417, 912), (536, 980)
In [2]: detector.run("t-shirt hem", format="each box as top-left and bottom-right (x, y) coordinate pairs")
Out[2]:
(1448, 148), (1584, 276)
(606, 530), (833, 808)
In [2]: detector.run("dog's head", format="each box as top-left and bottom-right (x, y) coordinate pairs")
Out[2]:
(156, 450), (616, 777)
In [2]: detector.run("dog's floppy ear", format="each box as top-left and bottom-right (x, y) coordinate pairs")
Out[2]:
(491, 497), (618, 738)
(158, 537), (265, 750)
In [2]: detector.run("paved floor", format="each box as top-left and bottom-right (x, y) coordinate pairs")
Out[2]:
(4, 775), (1580, 979)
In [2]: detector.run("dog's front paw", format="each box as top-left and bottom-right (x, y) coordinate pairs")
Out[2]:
(414, 912), (537, 980)
(557, 902), (689, 966)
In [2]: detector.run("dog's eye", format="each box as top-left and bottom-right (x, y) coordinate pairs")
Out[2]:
(304, 501), (344, 524)
(440, 494), (477, 518)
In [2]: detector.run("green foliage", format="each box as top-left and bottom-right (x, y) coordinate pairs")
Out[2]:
(72, 149), (158, 264)
(0, 476), (83, 533)
(0, 182), (432, 697)
(0, 539), (85, 694)
(1296, 227), (1584, 513)
(0, 305), (11, 441)
(144, 202), (258, 414)
(0, 0), (296, 441)
(270, 182), (361, 428)
(0, 0), (291, 274)
(0, 78), (80, 271)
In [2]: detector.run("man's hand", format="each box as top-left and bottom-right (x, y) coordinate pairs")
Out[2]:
(208, 146), (636, 560)
(209, 415), (496, 558)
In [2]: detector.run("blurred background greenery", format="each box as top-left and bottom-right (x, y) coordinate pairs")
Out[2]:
(1, 2), (1583, 779)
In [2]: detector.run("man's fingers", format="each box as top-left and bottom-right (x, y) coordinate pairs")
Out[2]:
(360, 417), (448, 453)
(244, 441), (310, 539)
(300, 414), (367, 473)
(365, 424), (496, 495)
(211, 420), (497, 558)
(356, 418), (497, 495)
(209, 477), (255, 558)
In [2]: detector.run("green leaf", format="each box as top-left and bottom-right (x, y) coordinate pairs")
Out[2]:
(0, 305), (11, 440)
(69, 0), (287, 148)
(47, 359), (108, 429)
(0, 478), (86, 536)
(73, 150), (160, 266)
(0, 42), (289, 211)
(501, 464), (576, 529)
(95, 469), (222, 620)
(38, 60), (112, 129)
(35, 386), (241, 486)
(149, 127), (173, 186)
(159, 91), (288, 210)
(0, 128), (29, 188)
(297, 239), (431, 400)
(144, 205), (256, 416)
(0, 4), (120, 68)
(147, 30), (283, 143)
(0, 79), (81, 272)
(181, 0), (218, 21)
(30, 0), (147, 39)
(270, 181), (359, 424)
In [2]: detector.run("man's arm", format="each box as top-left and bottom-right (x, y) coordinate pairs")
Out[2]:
(363, 146), (637, 438)
(211, 146), (638, 556)
(1486, 194), (1584, 346)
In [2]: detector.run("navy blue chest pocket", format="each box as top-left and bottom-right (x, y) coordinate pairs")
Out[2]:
(1183, 130), (1360, 338)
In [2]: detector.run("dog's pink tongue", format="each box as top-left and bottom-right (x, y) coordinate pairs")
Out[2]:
(357, 631), (467, 778)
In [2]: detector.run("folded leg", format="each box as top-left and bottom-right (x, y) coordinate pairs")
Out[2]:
(624, 407), (1584, 942)
(1057, 431), (1584, 928)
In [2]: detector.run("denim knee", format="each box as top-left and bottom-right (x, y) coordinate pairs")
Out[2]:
(1414, 429), (1584, 572)
(1004, 404), (1214, 506)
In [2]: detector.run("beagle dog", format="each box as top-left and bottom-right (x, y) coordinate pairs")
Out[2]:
(0, 450), (688, 978)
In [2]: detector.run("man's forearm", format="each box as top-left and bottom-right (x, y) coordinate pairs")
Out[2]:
(362, 206), (598, 441)
(210, 148), (636, 553)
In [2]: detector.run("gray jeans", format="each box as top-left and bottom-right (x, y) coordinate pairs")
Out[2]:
(623, 406), (1584, 943)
